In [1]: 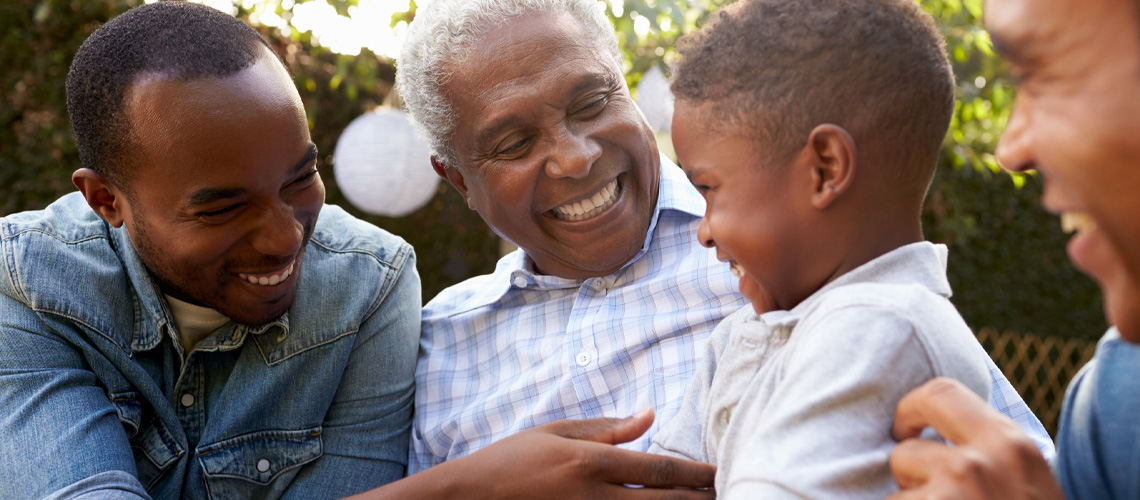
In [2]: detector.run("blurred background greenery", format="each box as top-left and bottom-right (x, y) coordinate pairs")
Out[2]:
(0, 0), (1106, 340)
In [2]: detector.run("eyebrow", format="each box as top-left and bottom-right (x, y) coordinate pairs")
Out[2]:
(474, 72), (620, 148)
(185, 143), (318, 207)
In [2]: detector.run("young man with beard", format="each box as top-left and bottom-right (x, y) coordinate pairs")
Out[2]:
(0, 3), (421, 497)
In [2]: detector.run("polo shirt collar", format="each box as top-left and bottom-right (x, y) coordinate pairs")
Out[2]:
(757, 241), (952, 330)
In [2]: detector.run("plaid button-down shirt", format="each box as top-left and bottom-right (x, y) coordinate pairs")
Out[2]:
(410, 157), (1053, 472)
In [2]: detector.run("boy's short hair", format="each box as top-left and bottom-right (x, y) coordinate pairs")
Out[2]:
(66, 1), (275, 189)
(672, 0), (954, 186)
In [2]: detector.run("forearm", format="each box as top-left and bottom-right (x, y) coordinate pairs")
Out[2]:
(346, 413), (718, 500)
(343, 459), (463, 500)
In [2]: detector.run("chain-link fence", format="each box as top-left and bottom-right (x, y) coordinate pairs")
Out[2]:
(976, 328), (1098, 437)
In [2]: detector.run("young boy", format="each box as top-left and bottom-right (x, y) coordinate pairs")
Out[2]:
(649, 0), (995, 497)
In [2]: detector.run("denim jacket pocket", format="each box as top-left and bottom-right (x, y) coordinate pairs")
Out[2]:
(132, 416), (184, 489)
(109, 391), (142, 438)
(197, 427), (323, 500)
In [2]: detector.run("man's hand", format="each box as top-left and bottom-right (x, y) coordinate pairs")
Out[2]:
(887, 378), (1063, 500)
(348, 409), (715, 500)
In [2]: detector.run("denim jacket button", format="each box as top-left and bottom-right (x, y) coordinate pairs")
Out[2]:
(180, 393), (195, 407)
(256, 458), (271, 473)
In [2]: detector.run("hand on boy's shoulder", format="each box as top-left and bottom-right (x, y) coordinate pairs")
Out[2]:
(888, 378), (1064, 500)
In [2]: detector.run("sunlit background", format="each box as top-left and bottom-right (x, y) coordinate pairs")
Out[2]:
(148, 0), (666, 60)
(144, 0), (413, 58)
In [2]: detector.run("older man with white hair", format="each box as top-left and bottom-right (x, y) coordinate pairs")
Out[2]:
(394, 0), (1052, 478)
(397, 0), (746, 471)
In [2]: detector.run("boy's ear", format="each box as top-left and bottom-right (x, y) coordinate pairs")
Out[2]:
(804, 124), (856, 209)
(72, 168), (127, 227)
(431, 155), (476, 210)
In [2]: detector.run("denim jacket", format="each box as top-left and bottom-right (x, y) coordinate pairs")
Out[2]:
(0, 193), (420, 500)
(1055, 327), (1140, 500)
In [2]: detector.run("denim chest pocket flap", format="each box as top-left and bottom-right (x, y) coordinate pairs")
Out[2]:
(110, 391), (184, 489)
(197, 427), (322, 486)
(110, 390), (143, 438)
(111, 391), (183, 470)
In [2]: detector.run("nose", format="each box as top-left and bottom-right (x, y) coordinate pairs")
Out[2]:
(543, 126), (602, 180)
(696, 211), (715, 249)
(995, 95), (1036, 173)
(249, 202), (304, 257)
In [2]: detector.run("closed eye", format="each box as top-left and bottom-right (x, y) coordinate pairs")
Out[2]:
(196, 204), (241, 221)
(498, 136), (533, 157)
(293, 169), (319, 185)
(574, 95), (608, 118)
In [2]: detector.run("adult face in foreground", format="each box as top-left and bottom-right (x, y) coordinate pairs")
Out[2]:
(886, 1), (1140, 498)
(432, 10), (661, 280)
(74, 47), (324, 326)
(989, 0), (1140, 339)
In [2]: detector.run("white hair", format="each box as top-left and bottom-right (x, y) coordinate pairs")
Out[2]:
(396, 0), (623, 166)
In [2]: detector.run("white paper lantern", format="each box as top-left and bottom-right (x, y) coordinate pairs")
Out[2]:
(334, 108), (440, 218)
(636, 65), (674, 134)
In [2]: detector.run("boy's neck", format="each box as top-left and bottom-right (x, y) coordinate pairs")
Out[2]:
(799, 217), (926, 309)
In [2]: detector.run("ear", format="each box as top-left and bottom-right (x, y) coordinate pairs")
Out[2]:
(431, 155), (475, 209)
(804, 124), (856, 209)
(72, 168), (127, 227)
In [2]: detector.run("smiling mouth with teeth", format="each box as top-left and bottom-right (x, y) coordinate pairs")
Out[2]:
(551, 178), (621, 221)
(238, 261), (295, 286)
(729, 261), (745, 278)
(1061, 212), (1097, 234)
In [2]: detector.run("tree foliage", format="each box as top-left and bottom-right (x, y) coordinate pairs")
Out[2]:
(0, 0), (1104, 338)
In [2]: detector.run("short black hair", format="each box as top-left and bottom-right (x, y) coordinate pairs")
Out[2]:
(66, 1), (275, 188)
(672, 0), (954, 190)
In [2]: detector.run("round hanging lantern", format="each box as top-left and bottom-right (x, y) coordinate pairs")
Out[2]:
(636, 65), (674, 134)
(334, 108), (440, 218)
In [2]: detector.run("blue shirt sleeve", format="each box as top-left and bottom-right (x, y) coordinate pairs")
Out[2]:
(0, 294), (149, 499)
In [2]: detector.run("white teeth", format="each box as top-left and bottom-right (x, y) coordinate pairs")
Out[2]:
(239, 262), (294, 287)
(730, 262), (745, 278)
(1061, 212), (1096, 234)
(553, 178), (620, 221)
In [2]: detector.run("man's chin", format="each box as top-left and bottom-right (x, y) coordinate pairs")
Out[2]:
(1102, 278), (1140, 344)
(218, 297), (293, 326)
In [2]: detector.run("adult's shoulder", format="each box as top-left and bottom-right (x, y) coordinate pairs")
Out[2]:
(299, 205), (416, 315)
(421, 267), (507, 322)
(282, 205), (419, 343)
(0, 192), (111, 246)
(308, 203), (413, 268)
(0, 194), (127, 313)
